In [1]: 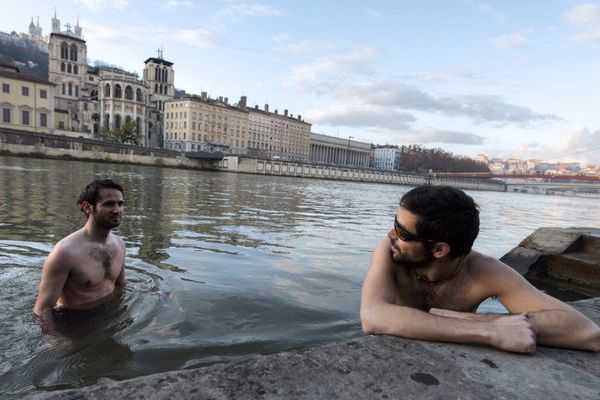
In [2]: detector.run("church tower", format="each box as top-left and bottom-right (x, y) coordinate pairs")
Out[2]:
(143, 47), (174, 147)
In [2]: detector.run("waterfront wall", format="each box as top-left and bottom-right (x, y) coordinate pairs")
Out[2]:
(0, 127), (213, 169)
(214, 156), (507, 191)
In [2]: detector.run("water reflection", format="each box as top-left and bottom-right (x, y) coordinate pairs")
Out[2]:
(0, 155), (599, 397)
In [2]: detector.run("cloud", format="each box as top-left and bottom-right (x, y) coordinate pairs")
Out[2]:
(284, 47), (378, 92)
(322, 81), (559, 126)
(218, 3), (285, 18)
(164, 0), (193, 10)
(402, 69), (480, 84)
(168, 28), (221, 48)
(70, 0), (131, 10)
(306, 104), (416, 130)
(567, 3), (600, 43)
(400, 129), (486, 145)
(366, 8), (382, 17)
(491, 33), (530, 49)
(477, 3), (505, 22)
(554, 125), (600, 163)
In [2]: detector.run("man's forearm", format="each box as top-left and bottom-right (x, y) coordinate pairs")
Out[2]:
(362, 303), (537, 353)
(527, 309), (600, 351)
(33, 307), (62, 337)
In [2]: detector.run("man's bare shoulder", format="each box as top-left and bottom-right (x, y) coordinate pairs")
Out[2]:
(47, 229), (89, 266)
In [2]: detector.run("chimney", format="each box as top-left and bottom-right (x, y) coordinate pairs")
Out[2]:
(218, 96), (223, 102)
(284, 109), (288, 117)
(290, 114), (293, 119)
(297, 115), (302, 121)
(224, 97), (228, 104)
(275, 109), (278, 114)
(254, 105), (259, 109)
(264, 104), (269, 112)
(201, 91), (207, 100)
(240, 96), (247, 110)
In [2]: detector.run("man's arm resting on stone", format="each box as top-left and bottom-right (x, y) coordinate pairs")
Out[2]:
(33, 249), (71, 336)
(360, 238), (537, 354)
(487, 260), (600, 352)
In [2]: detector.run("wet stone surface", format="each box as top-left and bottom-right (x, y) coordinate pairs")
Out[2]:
(25, 298), (600, 400)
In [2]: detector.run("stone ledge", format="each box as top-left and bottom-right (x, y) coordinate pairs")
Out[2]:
(25, 298), (600, 400)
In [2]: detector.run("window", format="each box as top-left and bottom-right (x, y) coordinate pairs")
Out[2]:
(67, 64), (72, 73)
(58, 121), (65, 129)
(62, 83), (66, 95)
(40, 89), (47, 99)
(73, 65), (78, 75)
(40, 112), (47, 127)
(114, 84), (122, 98)
(70, 44), (78, 61)
(2, 83), (9, 93)
(61, 62), (65, 72)
(68, 82), (72, 96)
(2, 108), (10, 123)
(60, 42), (68, 59)
(125, 86), (133, 100)
(22, 110), (30, 125)
(22, 87), (29, 96)
(104, 84), (110, 98)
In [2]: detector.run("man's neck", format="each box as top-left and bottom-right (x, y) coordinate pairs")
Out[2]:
(83, 221), (111, 243)
(412, 256), (464, 284)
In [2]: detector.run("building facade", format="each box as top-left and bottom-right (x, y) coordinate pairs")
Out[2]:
(164, 94), (249, 153)
(310, 133), (371, 167)
(143, 55), (175, 148)
(0, 64), (55, 133)
(246, 102), (311, 161)
(373, 145), (401, 170)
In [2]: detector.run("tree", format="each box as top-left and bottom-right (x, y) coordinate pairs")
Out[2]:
(103, 121), (142, 145)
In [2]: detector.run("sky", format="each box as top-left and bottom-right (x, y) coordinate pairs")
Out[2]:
(2, 0), (600, 164)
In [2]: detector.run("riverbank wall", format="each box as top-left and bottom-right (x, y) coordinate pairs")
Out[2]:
(0, 128), (507, 191)
(214, 156), (507, 192)
(0, 127), (215, 169)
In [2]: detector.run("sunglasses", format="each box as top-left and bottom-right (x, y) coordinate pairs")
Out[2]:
(394, 217), (431, 242)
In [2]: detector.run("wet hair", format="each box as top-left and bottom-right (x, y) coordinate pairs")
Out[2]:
(77, 179), (124, 215)
(400, 186), (479, 258)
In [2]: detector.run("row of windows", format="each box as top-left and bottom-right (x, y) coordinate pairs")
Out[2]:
(2, 83), (47, 99)
(60, 62), (79, 75)
(61, 82), (79, 98)
(154, 83), (168, 95)
(60, 43), (78, 61)
(154, 66), (169, 83)
(103, 84), (144, 102)
(2, 108), (47, 127)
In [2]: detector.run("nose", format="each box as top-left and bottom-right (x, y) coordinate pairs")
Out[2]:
(387, 228), (397, 241)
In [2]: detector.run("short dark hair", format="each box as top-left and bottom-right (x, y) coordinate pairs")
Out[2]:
(400, 186), (479, 258)
(77, 179), (124, 214)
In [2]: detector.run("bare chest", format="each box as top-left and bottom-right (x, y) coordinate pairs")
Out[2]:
(395, 270), (482, 312)
(67, 244), (123, 288)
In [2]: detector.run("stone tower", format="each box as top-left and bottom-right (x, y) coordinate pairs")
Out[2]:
(143, 48), (175, 147)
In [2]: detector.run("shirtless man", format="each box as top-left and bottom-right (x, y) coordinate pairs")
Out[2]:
(360, 185), (600, 354)
(33, 179), (126, 334)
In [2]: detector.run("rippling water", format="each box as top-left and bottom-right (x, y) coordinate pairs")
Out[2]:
(1, 155), (599, 396)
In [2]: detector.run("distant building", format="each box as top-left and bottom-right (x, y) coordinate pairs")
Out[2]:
(163, 93), (249, 153)
(246, 102), (311, 161)
(373, 145), (401, 170)
(143, 53), (175, 147)
(309, 133), (371, 167)
(0, 64), (55, 133)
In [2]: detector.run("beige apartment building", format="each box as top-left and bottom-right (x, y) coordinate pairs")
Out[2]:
(0, 64), (54, 133)
(164, 93), (249, 153)
(246, 101), (311, 161)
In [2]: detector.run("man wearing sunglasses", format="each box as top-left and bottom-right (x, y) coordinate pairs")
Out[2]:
(360, 185), (600, 354)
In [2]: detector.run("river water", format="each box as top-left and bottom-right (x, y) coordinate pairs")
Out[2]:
(0, 155), (599, 396)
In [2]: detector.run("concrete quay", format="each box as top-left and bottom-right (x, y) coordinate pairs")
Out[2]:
(25, 297), (600, 400)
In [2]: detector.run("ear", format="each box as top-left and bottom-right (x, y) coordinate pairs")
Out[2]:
(431, 242), (451, 258)
(81, 201), (93, 217)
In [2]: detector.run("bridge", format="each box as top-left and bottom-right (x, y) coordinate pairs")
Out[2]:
(184, 151), (223, 160)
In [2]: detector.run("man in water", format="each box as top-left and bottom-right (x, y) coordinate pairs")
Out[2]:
(360, 185), (600, 354)
(33, 179), (126, 334)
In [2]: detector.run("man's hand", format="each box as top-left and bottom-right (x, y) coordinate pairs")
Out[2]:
(486, 314), (538, 354)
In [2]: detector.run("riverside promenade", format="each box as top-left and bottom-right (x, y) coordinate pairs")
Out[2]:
(0, 128), (506, 192)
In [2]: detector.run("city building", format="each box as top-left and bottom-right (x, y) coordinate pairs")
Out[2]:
(373, 145), (402, 170)
(143, 52), (174, 148)
(163, 93), (249, 153)
(0, 64), (55, 133)
(246, 102), (311, 161)
(310, 133), (371, 167)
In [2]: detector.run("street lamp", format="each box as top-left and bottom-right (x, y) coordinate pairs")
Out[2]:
(346, 136), (354, 166)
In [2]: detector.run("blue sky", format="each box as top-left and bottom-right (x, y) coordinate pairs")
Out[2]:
(3, 1), (600, 164)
